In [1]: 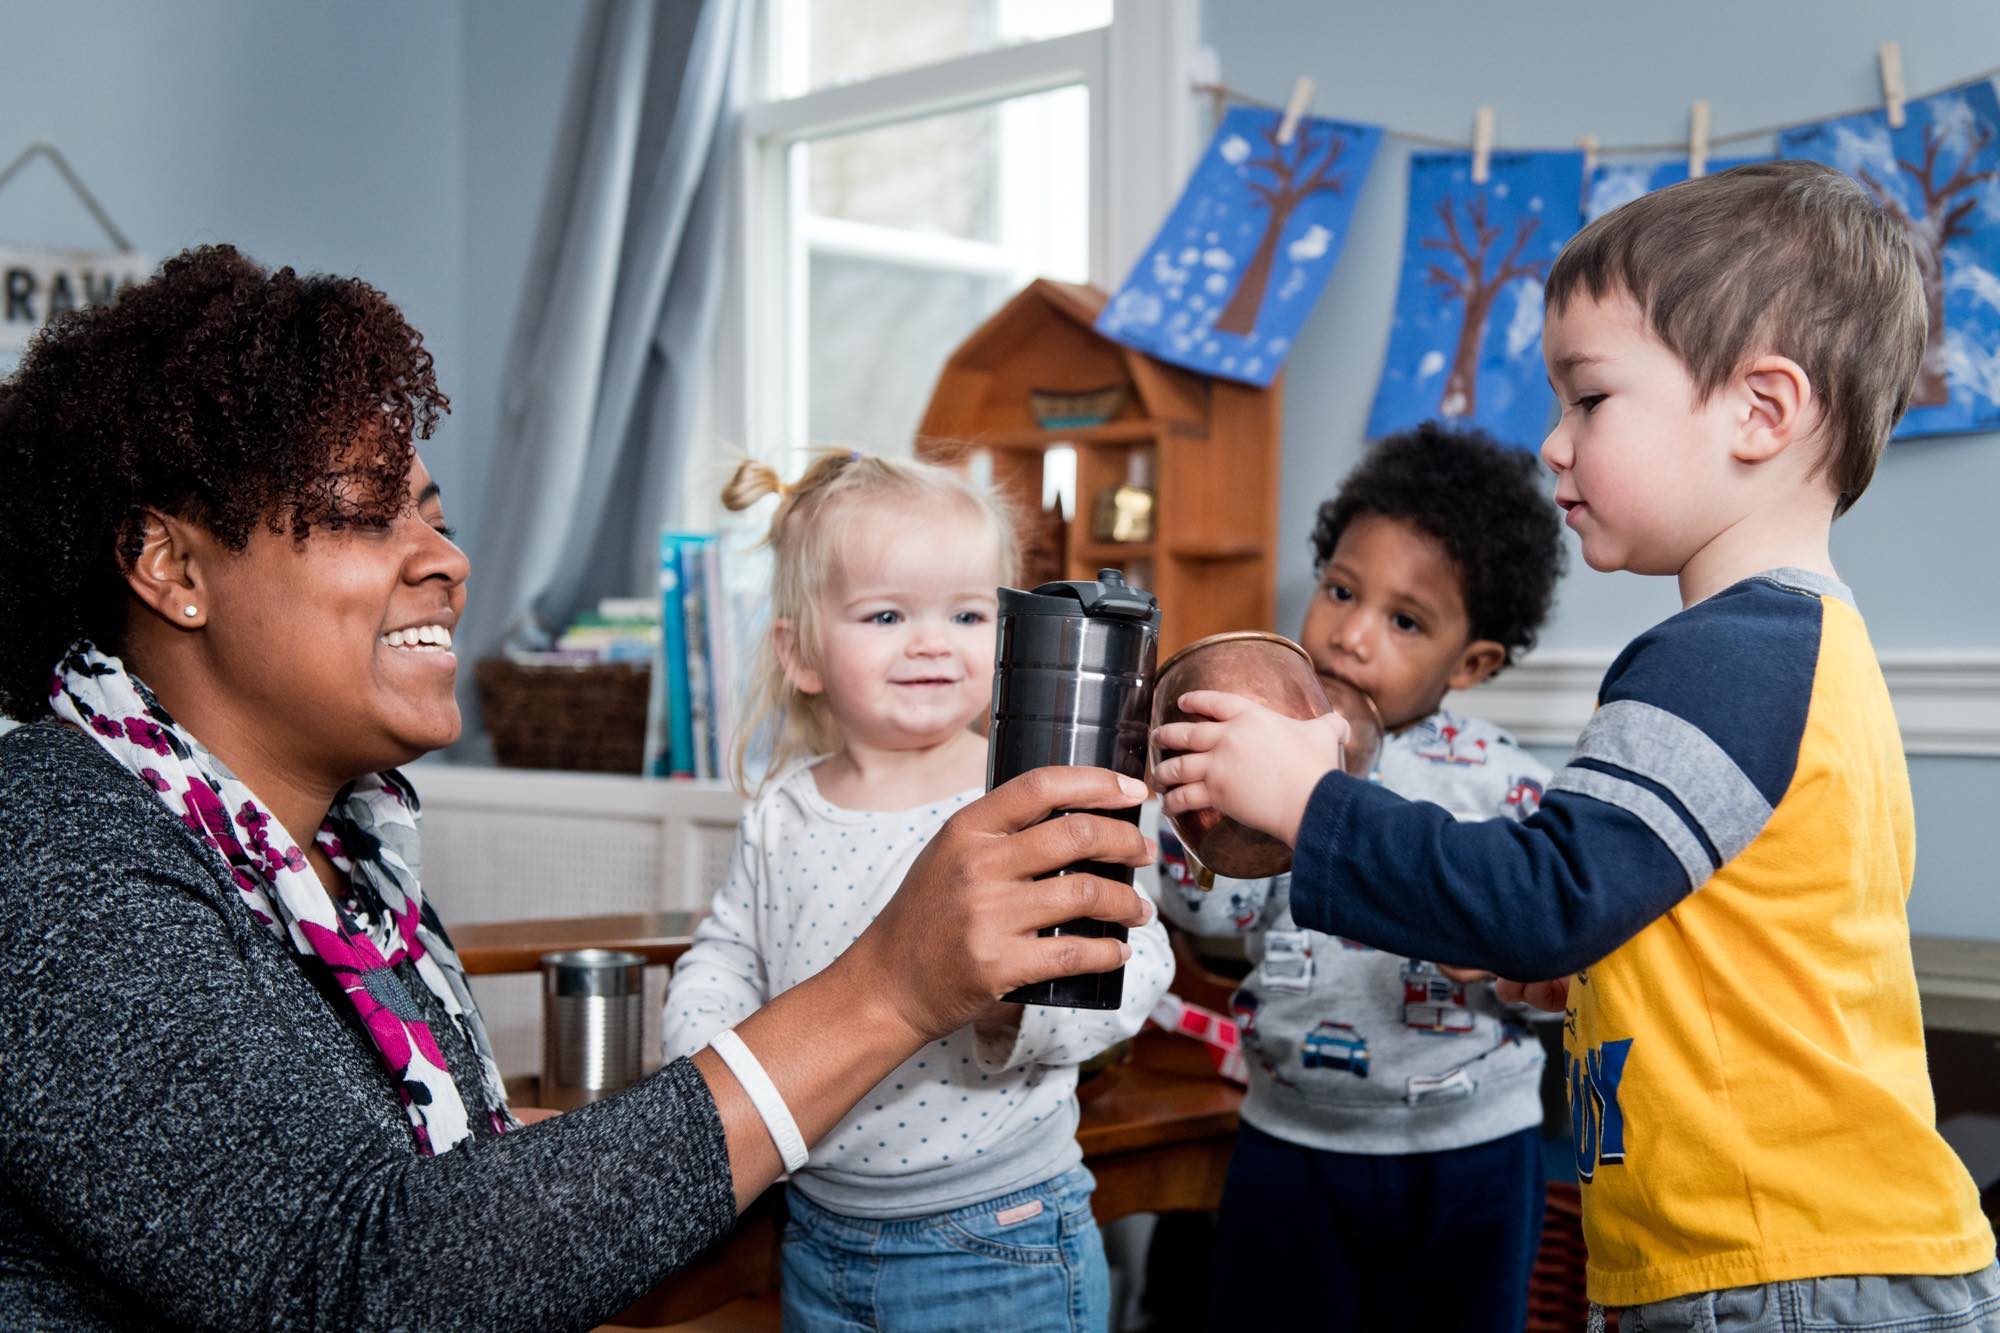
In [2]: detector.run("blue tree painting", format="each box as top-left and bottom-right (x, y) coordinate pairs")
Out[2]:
(1781, 78), (2000, 438)
(1367, 151), (1584, 448)
(1585, 157), (1767, 222)
(1097, 106), (1382, 387)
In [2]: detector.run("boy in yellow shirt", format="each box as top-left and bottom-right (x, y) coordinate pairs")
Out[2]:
(1154, 161), (1998, 1329)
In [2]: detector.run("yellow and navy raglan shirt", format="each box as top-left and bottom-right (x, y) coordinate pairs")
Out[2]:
(1289, 568), (1993, 1306)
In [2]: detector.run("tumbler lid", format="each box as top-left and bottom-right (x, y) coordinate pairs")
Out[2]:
(1006, 567), (1158, 623)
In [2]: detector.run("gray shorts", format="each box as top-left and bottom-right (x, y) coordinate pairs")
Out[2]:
(1617, 1261), (2000, 1332)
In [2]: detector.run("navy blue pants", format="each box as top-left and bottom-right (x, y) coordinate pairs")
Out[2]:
(1207, 1121), (1545, 1332)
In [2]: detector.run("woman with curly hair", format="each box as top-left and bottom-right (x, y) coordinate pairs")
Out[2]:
(0, 246), (1154, 1330)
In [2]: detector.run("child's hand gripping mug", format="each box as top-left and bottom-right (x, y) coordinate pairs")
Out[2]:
(986, 568), (1160, 1009)
(1149, 631), (1384, 885)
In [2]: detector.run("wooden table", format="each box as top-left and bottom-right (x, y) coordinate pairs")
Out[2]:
(457, 914), (1244, 1327)
(1077, 1034), (1244, 1222)
(464, 917), (2000, 1035)
(454, 910), (699, 976)
(1912, 934), (2000, 1037)
(603, 1039), (1240, 1328)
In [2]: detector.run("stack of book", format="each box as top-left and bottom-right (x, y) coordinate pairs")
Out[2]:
(545, 599), (660, 663)
(645, 532), (738, 780)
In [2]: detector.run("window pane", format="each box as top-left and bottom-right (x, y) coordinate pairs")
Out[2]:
(797, 84), (1090, 456)
(806, 255), (1007, 452)
(808, 100), (1001, 242)
(781, 0), (1110, 94)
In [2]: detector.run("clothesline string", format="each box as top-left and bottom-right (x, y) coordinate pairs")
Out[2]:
(1194, 63), (2000, 156)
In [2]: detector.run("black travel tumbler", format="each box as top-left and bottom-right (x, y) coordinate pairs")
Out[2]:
(988, 568), (1160, 1009)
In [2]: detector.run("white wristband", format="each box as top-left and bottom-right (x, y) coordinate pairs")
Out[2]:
(708, 1028), (809, 1174)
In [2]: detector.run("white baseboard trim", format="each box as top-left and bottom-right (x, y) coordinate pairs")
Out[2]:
(1449, 650), (2000, 759)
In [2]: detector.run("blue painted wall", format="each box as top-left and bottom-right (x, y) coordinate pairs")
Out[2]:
(0, 0), (584, 570)
(0, 0), (476, 520)
(1204, 0), (2000, 938)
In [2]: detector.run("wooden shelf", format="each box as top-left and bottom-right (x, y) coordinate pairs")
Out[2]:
(1165, 541), (1266, 561)
(971, 420), (1162, 450)
(917, 279), (1281, 657)
(1075, 540), (1157, 565)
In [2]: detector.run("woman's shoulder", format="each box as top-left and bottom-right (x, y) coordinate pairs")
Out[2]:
(6, 716), (151, 791)
(0, 722), (221, 909)
(4, 718), (143, 810)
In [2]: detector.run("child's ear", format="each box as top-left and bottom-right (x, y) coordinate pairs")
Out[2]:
(1446, 638), (1507, 692)
(1735, 354), (1813, 465)
(773, 619), (823, 695)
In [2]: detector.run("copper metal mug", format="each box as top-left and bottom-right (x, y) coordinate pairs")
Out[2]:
(1150, 631), (1385, 883)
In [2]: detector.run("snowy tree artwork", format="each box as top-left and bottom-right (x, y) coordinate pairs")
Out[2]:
(1366, 151), (1584, 448)
(1780, 78), (2000, 438)
(1585, 157), (1767, 222)
(1096, 106), (1382, 387)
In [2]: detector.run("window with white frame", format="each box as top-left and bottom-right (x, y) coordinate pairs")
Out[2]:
(798, 82), (1093, 457)
(720, 0), (1199, 484)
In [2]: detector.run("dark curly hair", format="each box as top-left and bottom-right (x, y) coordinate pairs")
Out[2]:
(1309, 423), (1565, 672)
(0, 244), (447, 719)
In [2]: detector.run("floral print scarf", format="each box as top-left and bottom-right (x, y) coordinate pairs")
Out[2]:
(53, 642), (516, 1155)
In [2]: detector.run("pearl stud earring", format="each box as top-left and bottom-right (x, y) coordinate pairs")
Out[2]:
(182, 605), (199, 618)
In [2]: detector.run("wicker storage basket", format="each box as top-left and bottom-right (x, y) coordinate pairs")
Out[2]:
(474, 658), (652, 774)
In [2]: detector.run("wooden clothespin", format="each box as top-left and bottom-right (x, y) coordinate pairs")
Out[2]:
(1688, 100), (1712, 179)
(1471, 106), (1495, 184)
(1276, 77), (1316, 145)
(1879, 42), (1907, 128)
(1579, 134), (1599, 177)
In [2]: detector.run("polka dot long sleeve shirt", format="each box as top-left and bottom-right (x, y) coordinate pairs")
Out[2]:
(663, 762), (1173, 1219)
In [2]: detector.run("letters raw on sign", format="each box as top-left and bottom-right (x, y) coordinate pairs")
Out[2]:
(0, 246), (153, 354)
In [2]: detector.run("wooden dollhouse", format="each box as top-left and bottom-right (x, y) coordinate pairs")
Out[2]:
(915, 279), (1283, 657)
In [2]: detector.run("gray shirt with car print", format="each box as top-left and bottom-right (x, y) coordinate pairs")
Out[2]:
(1154, 708), (1551, 1155)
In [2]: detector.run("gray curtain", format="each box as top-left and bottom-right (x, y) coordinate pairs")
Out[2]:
(456, 0), (745, 750)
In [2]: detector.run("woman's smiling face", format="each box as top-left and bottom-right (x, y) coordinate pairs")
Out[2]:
(193, 452), (469, 780)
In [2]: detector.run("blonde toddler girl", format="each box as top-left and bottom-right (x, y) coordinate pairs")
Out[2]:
(665, 450), (1171, 1332)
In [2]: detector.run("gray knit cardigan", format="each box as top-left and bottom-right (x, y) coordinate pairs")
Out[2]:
(0, 722), (738, 1331)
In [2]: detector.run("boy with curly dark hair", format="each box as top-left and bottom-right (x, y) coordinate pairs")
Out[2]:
(1156, 422), (1565, 1332)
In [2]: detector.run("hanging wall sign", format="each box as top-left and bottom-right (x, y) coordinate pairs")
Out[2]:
(1584, 156), (1768, 221)
(1779, 78), (2000, 439)
(0, 245), (151, 355)
(1097, 105), (1382, 387)
(1367, 150), (1584, 449)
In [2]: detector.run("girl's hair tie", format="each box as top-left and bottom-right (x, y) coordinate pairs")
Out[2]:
(776, 451), (861, 498)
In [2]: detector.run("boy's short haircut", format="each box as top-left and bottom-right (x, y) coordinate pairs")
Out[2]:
(1311, 423), (1565, 672)
(1545, 160), (1926, 516)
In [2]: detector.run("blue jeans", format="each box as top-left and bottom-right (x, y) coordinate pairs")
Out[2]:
(781, 1166), (1110, 1332)
(1207, 1120), (1545, 1332)
(1621, 1261), (2000, 1331)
